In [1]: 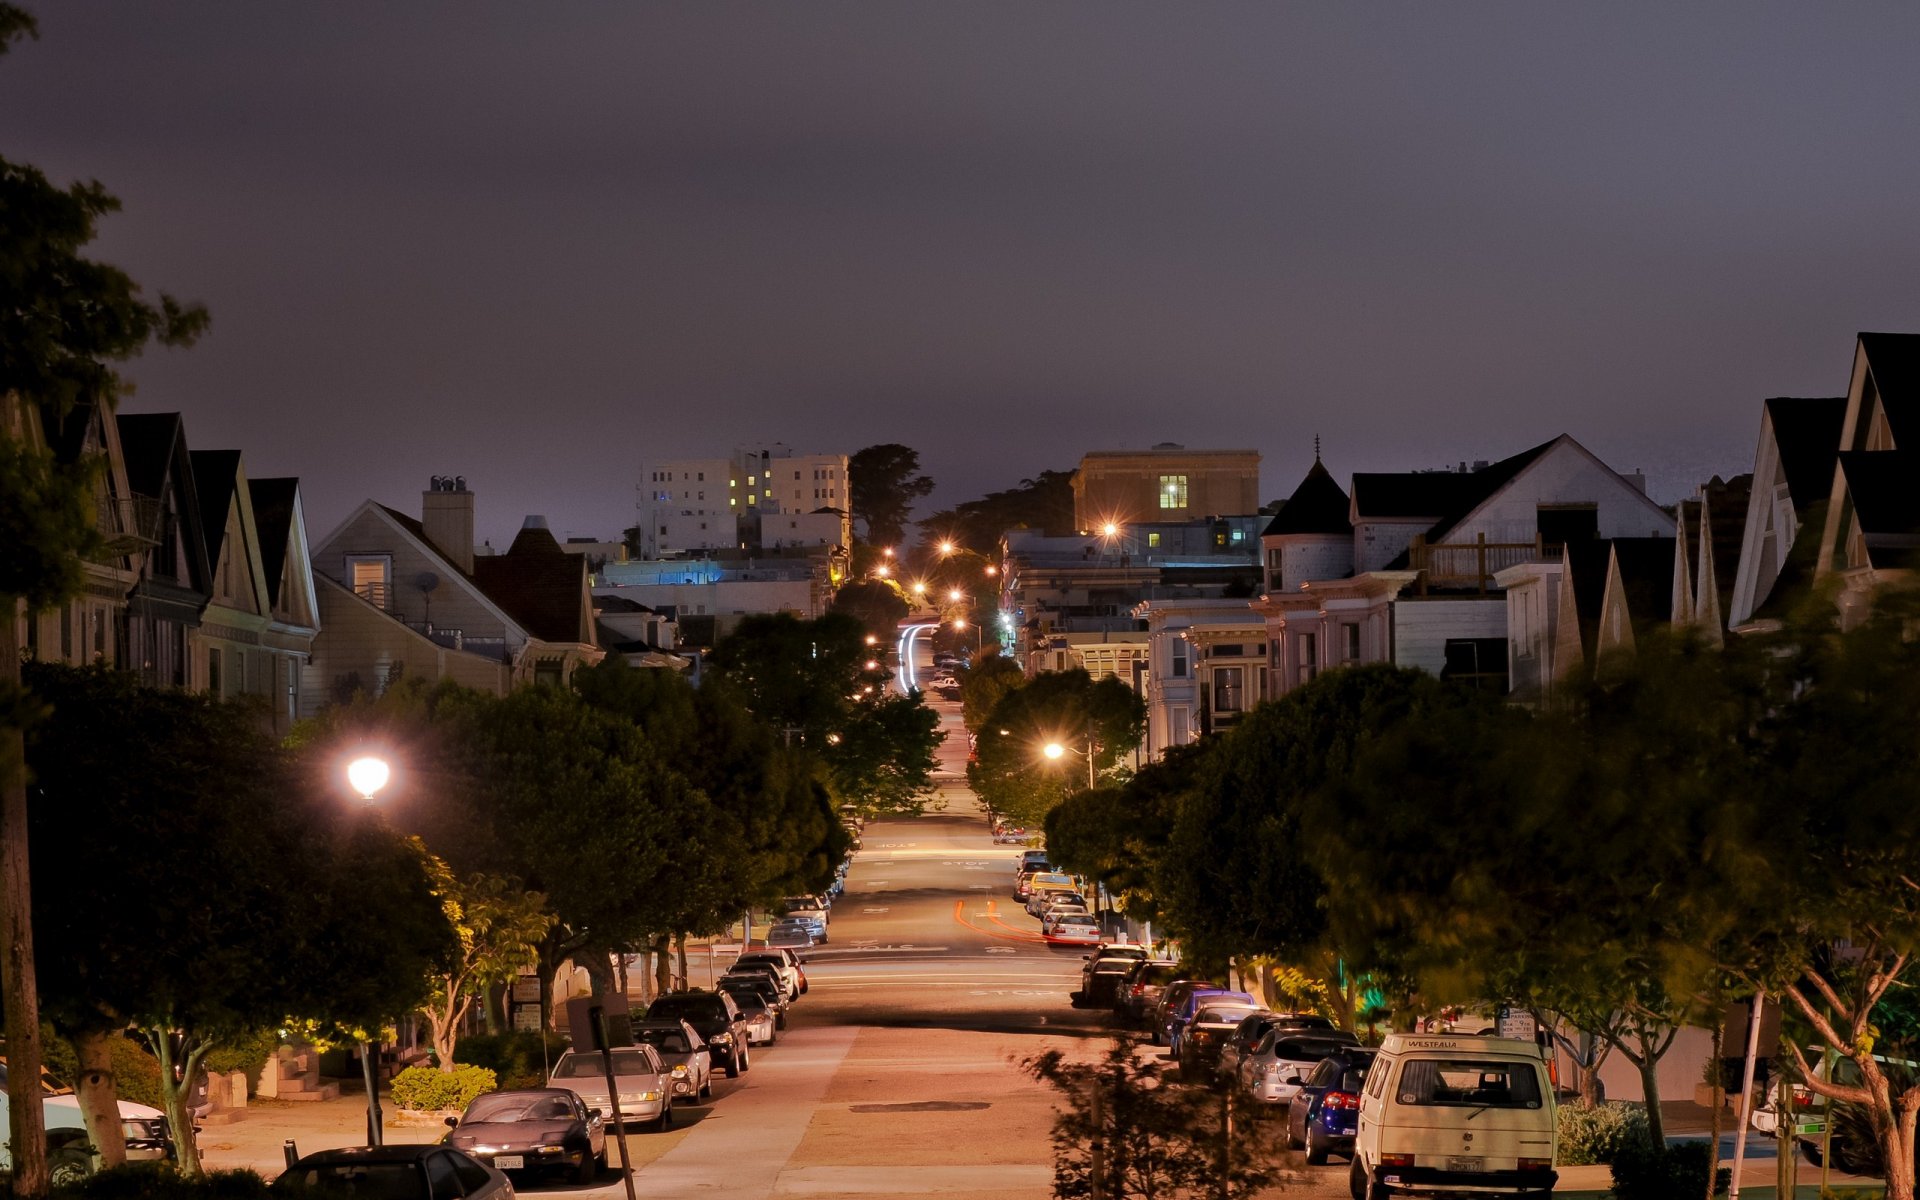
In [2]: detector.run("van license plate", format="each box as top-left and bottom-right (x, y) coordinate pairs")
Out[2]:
(1446, 1156), (1484, 1172)
(493, 1156), (524, 1170)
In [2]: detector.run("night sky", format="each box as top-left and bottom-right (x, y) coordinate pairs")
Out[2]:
(8, 5), (1919, 547)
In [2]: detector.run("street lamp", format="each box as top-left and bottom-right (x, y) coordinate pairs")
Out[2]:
(953, 619), (982, 655)
(343, 755), (391, 1145)
(874, 564), (891, 578)
(1040, 731), (1098, 790)
(948, 588), (964, 602)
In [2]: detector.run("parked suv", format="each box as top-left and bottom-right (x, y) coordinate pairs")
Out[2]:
(1352, 1034), (1556, 1198)
(1286, 1046), (1376, 1164)
(645, 990), (752, 1077)
(1115, 960), (1183, 1025)
(735, 950), (807, 999)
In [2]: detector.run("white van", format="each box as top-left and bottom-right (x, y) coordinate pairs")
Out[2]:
(1352, 1034), (1557, 1199)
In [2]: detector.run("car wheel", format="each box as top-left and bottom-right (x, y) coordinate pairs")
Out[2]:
(1288, 1120), (1305, 1151)
(573, 1147), (598, 1184)
(776, 1011), (788, 1030)
(1305, 1129), (1329, 1166)
(655, 1098), (674, 1131)
(1151, 1024), (1165, 1046)
(596, 1147), (608, 1171)
(724, 1048), (742, 1078)
(700, 1074), (714, 1100)
(48, 1148), (93, 1187)
(741, 1046), (752, 1071)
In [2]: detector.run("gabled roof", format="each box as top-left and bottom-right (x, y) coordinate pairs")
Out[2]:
(1764, 397), (1847, 510)
(1262, 459), (1351, 537)
(190, 449), (243, 561)
(249, 478), (301, 608)
(117, 413), (188, 499)
(1704, 474), (1752, 618)
(594, 594), (656, 614)
(1351, 437), (1560, 526)
(1859, 333), (1920, 449)
(1563, 538), (1614, 662)
(1837, 449), (1920, 569)
(372, 504), (590, 644)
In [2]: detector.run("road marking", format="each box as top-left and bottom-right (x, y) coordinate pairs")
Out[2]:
(864, 880), (890, 886)
(861, 907), (889, 914)
(984, 947), (1017, 955)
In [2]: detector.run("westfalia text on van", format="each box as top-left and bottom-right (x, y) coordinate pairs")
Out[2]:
(1352, 1034), (1556, 1199)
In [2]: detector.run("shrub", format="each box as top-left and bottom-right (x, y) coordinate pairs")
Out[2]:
(52, 1163), (270, 1198)
(1555, 1101), (1650, 1166)
(453, 1032), (570, 1090)
(203, 1030), (280, 1094)
(1610, 1139), (1729, 1200)
(389, 1063), (496, 1112)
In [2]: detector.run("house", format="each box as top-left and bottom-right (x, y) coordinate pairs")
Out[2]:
(117, 412), (212, 689)
(306, 477), (601, 711)
(1726, 397), (1846, 632)
(1131, 597), (1269, 760)
(1024, 630), (1151, 691)
(593, 595), (689, 670)
(248, 477), (323, 733)
(1260, 437), (1672, 699)
(1813, 333), (1920, 628)
(7, 395), (147, 671)
(1670, 474), (1752, 646)
(997, 517), (1263, 669)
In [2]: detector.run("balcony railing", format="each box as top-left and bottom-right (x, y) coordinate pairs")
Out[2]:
(1408, 533), (1552, 595)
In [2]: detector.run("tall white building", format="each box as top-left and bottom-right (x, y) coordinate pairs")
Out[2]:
(639, 445), (851, 556)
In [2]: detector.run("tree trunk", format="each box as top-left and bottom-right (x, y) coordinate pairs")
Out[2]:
(653, 934), (672, 995)
(1703, 1020), (1725, 1200)
(0, 603), (49, 1199)
(675, 932), (690, 989)
(1636, 1050), (1664, 1149)
(148, 1032), (207, 1177)
(583, 950), (616, 998)
(482, 981), (504, 1034)
(427, 984), (462, 1072)
(1888, 1090), (1919, 1200)
(70, 1028), (124, 1171)
(535, 955), (559, 1034)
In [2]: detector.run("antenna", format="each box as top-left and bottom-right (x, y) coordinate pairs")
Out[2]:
(416, 571), (440, 627)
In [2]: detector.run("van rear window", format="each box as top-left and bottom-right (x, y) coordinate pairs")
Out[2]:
(1395, 1059), (1543, 1109)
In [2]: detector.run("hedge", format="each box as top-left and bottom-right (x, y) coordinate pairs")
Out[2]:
(451, 1032), (570, 1090)
(1555, 1101), (1650, 1165)
(389, 1063), (497, 1112)
(1609, 1139), (1729, 1200)
(50, 1163), (270, 1199)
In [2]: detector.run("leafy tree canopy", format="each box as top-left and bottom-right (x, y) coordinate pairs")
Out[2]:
(968, 669), (1144, 829)
(848, 443), (934, 550)
(920, 467), (1077, 551)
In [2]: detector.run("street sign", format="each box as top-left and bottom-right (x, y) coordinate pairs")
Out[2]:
(1792, 1121), (1826, 1136)
(1496, 1007), (1537, 1040)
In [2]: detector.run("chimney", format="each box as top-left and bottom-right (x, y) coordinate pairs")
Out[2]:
(1625, 469), (1648, 495)
(422, 475), (475, 573)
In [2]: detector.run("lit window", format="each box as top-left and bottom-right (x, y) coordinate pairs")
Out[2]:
(1159, 475), (1188, 509)
(749, 475), (757, 485)
(1148, 532), (1161, 548)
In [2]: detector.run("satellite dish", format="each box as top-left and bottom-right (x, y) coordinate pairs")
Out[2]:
(416, 572), (441, 594)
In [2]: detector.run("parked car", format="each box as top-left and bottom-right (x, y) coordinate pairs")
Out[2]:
(1150, 978), (1223, 1045)
(548, 1044), (675, 1130)
(736, 949), (807, 998)
(718, 971), (790, 1027)
(632, 1018), (713, 1104)
(1046, 915), (1105, 945)
(646, 989), (752, 1076)
(721, 987), (781, 1046)
(442, 1087), (606, 1183)
(1238, 1031), (1362, 1105)
(721, 960), (790, 1001)
(1167, 988), (1257, 1058)
(782, 895), (831, 924)
(272, 1145), (510, 1198)
(1286, 1046), (1377, 1164)
(1041, 906), (1092, 934)
(1352, 1034), (1557, 1199)
(767, 919), (819, 952)
(1180, 1002), (1268, 1079)
(1018, 849), (1052, 874)
(1029, 888), (1086, 916)
(0, 1061), (176, 1180)
(1217, 1012), (1340, 1082)
(1081, 952), (1149, 1007)
(1116, 960), (1184, 1025)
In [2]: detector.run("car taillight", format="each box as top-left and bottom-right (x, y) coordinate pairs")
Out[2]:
(1379, 1154), (1415, 1168)
(1518, 1158), (1552, 1172)
(1322, 1091), (1359, 1110)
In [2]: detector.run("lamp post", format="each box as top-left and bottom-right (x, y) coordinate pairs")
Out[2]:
(1042, 727), (1098, 791)
(344, 756), (390, 1145)
(953, 619), (982, 656)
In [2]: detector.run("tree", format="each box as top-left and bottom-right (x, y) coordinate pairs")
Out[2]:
(1, 10), (209, 1191)
(1044, 743), (1209, 927)
(708, 612), (941, 817)
(419, 863), (551, 1071)
(830, 577), (909, 642)
(1026, 1034), (1289, 1199)
(968, 670), (1144, 830)
(848, 443), (934, 549)
(24, 664), (453, 1174)
(920, 468), (1077, 549)
(959, 653), (1026, 735)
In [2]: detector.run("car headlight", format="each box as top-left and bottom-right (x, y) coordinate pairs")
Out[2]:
(671, 1065), (689, 1076)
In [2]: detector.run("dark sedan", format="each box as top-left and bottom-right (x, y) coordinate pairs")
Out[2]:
(1179, 1002), (1267, 1080)
(1286, 1046), (1376, 1164)
(272, 1144), (511, 1197)
(443, 1088), (606, 1184)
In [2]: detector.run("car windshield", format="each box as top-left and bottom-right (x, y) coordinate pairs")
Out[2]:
(1395, 1059), (1544, 1108)
(271, 1162), (422, 1198)
(635, 1030), (691, 1054)
(1137, 964), (1182, 985)
(553, 1050), (654, 1078)
(648, 997), (720, 1022)
(724, 991), (768, 1012)
(464, 1093), (570, 1123)
(1274, 1038), (1357, 1063)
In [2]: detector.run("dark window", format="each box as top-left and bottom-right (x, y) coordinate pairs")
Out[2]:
(425, 1151), (464, 1198)
(1394, 1058), (1543, 1109)
(1345, 624), (1361, 660)
(452, 1154), (492, 1193)
(1441, 638), (1508, 694)
(1537, 505), (1598, 548)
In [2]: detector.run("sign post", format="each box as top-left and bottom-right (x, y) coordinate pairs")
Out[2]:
(566, 996), (638, 1200)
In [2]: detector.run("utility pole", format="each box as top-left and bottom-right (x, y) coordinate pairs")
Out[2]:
(0, 595), (48, 1198)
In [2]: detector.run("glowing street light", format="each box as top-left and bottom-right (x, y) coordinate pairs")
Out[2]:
(948, 588), (964, 602)
(911, 581), (928, 596)
(874, 564), (891, 578)
(938, 540), (956, 556)
(1042, 742), (1066, 760)
(882, 547), (895, 559)
(864, 659), (880, 671)
(346, 756), (391, 804)
(1101, 522), (1119, 538)
(865, 634), (878, 646)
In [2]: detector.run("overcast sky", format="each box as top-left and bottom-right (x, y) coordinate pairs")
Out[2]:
(7, 4), (1918, 546)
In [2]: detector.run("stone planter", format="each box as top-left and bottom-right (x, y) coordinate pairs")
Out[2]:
(392, 1107), (463, 1128)
(1694, 1083), (1723, 1107)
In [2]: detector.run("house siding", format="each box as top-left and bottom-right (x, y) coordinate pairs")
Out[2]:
(1389, 598), (1506, 676)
